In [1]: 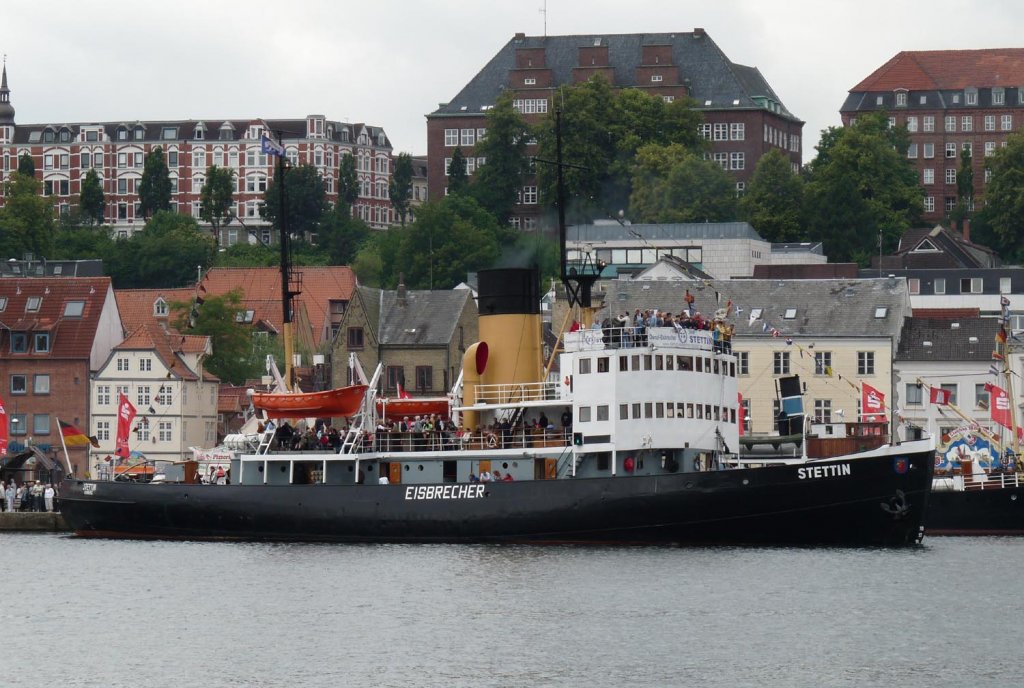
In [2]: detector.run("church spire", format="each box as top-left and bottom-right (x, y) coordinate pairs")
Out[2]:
(0, 57), (16, 126)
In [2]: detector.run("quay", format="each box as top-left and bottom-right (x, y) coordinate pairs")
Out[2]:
(0, 512), (70, 532)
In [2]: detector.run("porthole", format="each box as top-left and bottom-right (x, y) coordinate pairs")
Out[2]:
(404, 464), (409, 471)
(258, 465), (264, 473)
(367, 464), (375, 472)
(347, 465), (353, 472)
(418, 465), (424, 471)
(280, 465), (287, 472)
(502, 462), (509, 469)
(512, 461), (518, 468)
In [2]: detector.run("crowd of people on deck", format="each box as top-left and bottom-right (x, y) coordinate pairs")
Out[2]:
(265, 409), (574, 455)
(0, 479), (58, 512)
(570, 302), (735, 354)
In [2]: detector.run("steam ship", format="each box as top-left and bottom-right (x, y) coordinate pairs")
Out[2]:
(60, 264), (934, 546)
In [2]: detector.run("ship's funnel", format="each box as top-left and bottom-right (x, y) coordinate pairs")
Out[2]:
(461, 341), (488, 432)
(477, 268), (542, 395)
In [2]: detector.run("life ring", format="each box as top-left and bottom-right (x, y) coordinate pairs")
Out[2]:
(486, 433), (498, 448)
(564, 376), (570, 386)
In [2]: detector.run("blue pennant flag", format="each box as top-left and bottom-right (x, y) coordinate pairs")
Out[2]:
(261, 134), (286, 158)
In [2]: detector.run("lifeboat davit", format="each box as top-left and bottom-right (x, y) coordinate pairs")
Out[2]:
(375, 397), (450, 420)
(251, 385), (368, 419)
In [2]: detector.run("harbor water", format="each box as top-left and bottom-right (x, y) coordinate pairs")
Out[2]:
(4, 534), (1020, 687)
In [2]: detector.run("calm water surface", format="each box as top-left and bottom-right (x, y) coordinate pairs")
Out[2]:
(2, 534), (1020, 687)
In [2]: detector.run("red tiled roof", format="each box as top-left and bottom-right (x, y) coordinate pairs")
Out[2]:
(853, 49), (1024, 91)
(217, 384), (249, 414)
(116, 266), (356, 347)
(0, 277), (112, 359)
(115, 323), (213, 381)
(115, 288), (191, 334)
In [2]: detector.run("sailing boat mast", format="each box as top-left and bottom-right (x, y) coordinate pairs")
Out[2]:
(276, 130), (298, 391)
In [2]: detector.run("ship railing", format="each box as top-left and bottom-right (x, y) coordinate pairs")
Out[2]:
(474, 381), (562, 405)
(358, 427), (570, 453)
(963, 470), (1022, 490)
(563, 326), (729, 354)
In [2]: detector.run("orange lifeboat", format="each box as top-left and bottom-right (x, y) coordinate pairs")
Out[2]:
(375, 397), (450, 420)
(251, 385), (368, 419)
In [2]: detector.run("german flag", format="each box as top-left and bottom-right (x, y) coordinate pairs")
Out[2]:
(59, 419), (100, 448)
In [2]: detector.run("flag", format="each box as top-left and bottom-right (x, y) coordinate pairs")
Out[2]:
(738, 392), (745, 437)
(861, 383), (886, 422)
(823, 365), (833, 377)
(990, 364), (1001, 376)
(260, 134), (286, 158)
(993, 351), (1005, 361)
(0, 395), (8, 456)
(996, 328), (1008, 344)
(762, 322), (769, 333)
(396, 383), (411, 400)
(1001, 295), (1011, 307)
(985, 382), (1015, 430)
(785, 337), (793, 346)
(929, 386), (952, 405)
(115, 392), (138, 459)
(59, 418), (100, 448)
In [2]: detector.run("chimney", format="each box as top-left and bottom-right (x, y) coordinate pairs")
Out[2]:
(693, 27), (706, 38)
(962, 218), (971, 242)
(397, 274), (407, 307)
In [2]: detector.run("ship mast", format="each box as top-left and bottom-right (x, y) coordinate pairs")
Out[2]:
(275, 130), (301, 391)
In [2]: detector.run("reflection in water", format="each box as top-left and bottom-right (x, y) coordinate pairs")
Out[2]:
(6, 534), (1023, 688)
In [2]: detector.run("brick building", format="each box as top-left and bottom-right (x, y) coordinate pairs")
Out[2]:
(0, 64), (395, 239)
(426, 30), (804, 229)
(332, 284), (478, 396)
(0, 277), (123, 474)
(842, 49), (1024, 223)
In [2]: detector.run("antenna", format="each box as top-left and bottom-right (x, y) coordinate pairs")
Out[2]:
(539, 0), (547, 37)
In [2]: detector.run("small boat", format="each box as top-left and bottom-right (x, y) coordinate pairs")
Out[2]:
(375, 397), (450, 420)
(251, 385), (368, 419)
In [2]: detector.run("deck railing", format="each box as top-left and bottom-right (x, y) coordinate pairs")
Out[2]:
(963, 471), (1022, 490)
(473, 381), (562, 405)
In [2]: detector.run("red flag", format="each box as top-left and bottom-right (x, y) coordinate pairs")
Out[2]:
(861, 383), (886, 422)
(0, 395), (8, 456)
(115, 392), (137, 459)
(985, 382), (1015, 430)
(396, 383), (411, 400)
(929, 386), (952, 406)
(738, 392), (745, 437)
(59, 419), (100, 448)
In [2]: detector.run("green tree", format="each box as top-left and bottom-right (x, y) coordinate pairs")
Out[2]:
(138, 146), (172, 218)
(949, 146), (975, 232)
(0, 172), (55, 259)
(803, 112), (922, 264)
(629, 144), (737, 223)
(975, 132), (1024, 259)
(171, 289), (278, 384)
(318, 202), (370, 265)
(17, 152), (35, 177)
(262, 164), (328, 239)
(447, 148), (469, 195)
(51, 223), (116, 262)
(393, 196), (502, 289)
(470, 90), (531, 223)
(79, 168), (105, 225)
(108, 211), (216, 288)
(389, 152), (414, 226)
(740, 149), (806, 242)
(337, 152), (359, 208)
(535, 77), (705, 220)
(200, 164), (236, 246)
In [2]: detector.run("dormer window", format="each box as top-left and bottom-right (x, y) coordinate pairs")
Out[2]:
(43, 129), (55, 142)
(117, 126), (128, 141)
(952, 93), (960, 104)
(34, 333), (50, 353)
(26, 296), (42, 312)
(134, 126), (145, 140)
(162, 127), (177, 140)
(895, 91), (907, 107)
(966, 89), (978, 105)
(524, 77), (536, 85)
(651, 74), (663, 83)
(59, 128), (72, 142)
(235, 310), (255, 323)
(154, 298), (169, 317)
(195, 125), (205, 140)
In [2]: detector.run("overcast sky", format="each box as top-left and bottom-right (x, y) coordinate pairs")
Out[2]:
(3, 0), (1023, 162)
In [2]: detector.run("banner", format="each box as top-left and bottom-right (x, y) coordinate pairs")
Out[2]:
(0, 395), (8, 456)
(985, 382), (1014, 430)
(58, 419), (100, 448)
(861, 383), (885, 422)
(115, 392), (138, 459)
(738, 392), (745, 437)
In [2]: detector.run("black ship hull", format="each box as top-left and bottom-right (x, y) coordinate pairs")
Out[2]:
(61, 448), (934, 546)
(926, 483), (1024, 535)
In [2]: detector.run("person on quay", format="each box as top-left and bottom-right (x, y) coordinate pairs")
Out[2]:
(44, 484), (55, 512)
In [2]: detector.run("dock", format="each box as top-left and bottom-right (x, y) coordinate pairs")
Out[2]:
(0, 512), (70, 532)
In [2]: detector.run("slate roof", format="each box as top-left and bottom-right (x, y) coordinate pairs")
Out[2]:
(114, 323), (213, 381)
(431, 31), (800, 122)
(895, 317), (1001, 362)
(592, 278), (909, 338)
(880, 225), (998, 270)
(358, 287), (474, 347)
(568, 221), (763, 243)
(0, 277), (112, 359)
(11, 117), (391, 149)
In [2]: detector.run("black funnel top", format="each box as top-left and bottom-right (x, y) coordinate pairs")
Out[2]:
(478, 268), (540, 316)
